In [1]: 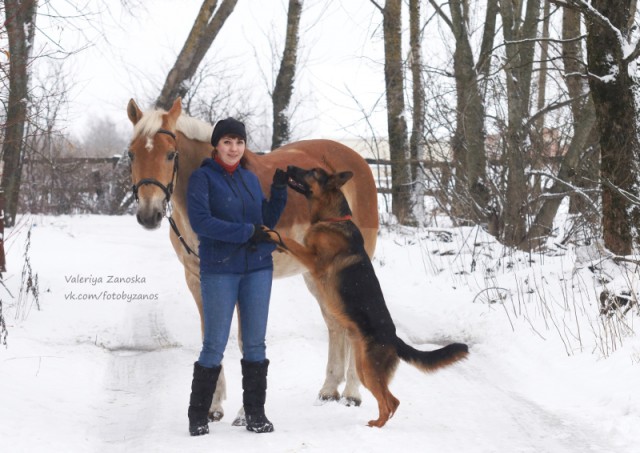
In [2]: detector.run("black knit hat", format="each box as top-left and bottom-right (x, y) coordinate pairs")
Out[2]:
(211, 117), (246, 146)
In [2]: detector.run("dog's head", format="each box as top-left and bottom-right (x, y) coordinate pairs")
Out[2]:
(286, 165), (353, 199)
(286, 165), (354, 222)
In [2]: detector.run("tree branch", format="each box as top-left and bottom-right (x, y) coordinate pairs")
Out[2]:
(427, 0), (454, 31)
(369, 0), (383, 13)
(527, 170), (600, 212)
(525, 93), (588, 129)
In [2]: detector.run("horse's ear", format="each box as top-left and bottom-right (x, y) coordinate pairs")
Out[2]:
(332, 171), (354, 189)
(127, 99), (143, 125)
(166, 97), (182, 127)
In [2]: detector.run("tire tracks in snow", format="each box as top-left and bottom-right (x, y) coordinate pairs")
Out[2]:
(93, 301), (182, 449)
(448, 352), (620, 453)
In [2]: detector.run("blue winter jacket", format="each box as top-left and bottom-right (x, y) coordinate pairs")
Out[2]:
(187, 158), (287, 274)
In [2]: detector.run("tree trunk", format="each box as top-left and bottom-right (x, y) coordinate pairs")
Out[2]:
(449, 0), (488, 221)
(584, 0), (639, 255)
(499, 0), (541, 246)
(534, 0), (550, 135)
(529, 0), (551, 211)
(562, 5), (599, 218)
(1, 0), (39, 227)
(430, 0), (496, 227)
(376, 0), (414, 225)
(271, 0), (303, 150)
(155, 0), (238, 110)
(477, 0), (499, 83)
(408, 0), (425, 222)
(409, 0), (424, 182)
(524, 4), (601, 248)
(525, 105), (597, 248)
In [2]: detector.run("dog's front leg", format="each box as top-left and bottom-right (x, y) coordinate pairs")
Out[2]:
(269, 234), (318, 272)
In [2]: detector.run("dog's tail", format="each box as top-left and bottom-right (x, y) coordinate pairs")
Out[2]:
(395, 338), (468, 372)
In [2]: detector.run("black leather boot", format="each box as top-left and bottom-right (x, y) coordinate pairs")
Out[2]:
(188, 362), (221, 436)
(241, 359), (274, 433)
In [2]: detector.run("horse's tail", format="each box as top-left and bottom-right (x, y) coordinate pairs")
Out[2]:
(395, 338), (468, 372)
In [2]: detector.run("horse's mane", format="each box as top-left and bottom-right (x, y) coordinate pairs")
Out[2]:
(133, 109), (213, 143)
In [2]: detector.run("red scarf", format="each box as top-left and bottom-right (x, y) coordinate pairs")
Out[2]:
(214, 154), (240, 174)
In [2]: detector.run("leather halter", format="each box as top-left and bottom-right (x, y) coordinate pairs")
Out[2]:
(131, 128), (179, 203)
(130, 128), (198, 257)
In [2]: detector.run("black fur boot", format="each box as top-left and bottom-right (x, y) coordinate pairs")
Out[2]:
(241, 359), (274, 433)
(188, 362), (221, 436)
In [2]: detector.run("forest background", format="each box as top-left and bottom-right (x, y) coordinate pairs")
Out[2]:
(3, 0), (640, 336)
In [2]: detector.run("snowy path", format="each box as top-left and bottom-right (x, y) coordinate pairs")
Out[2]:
(2, 216), (638, 452)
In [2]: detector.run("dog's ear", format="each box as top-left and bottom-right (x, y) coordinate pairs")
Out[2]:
(331, 171), (354, 189)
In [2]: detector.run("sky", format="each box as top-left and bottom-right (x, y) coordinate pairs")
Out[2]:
(33, 0), (394, 148)
(2, 212), (640, 451)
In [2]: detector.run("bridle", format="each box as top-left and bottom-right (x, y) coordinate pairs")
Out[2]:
(130, 128), (198, 257)
(131, 128), (179, 204)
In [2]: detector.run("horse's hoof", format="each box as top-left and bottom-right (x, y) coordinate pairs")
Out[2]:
(232, 414), (247, 426)
(208, 410), (224, 422)
(340, 396), (362, 407)
(316, 391), (340, 404)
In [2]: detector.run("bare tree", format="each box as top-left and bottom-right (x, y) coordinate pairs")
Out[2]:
(271, 0), (303, 150)
(534, 0), (552, 136)
(524, 4), (600, 246)
(407, 0), (426, 223)
(582, 0), (639, 255)
(561, 5), (600, 223)
(499, 0), (542, 246)
(78, 117), (128, 158)
(408, 0), (424, 181)
(1, 0), (39, 227)
(544, 0), (640, 254)
(478, 0), (499, 83)
(181, 60), (270, 150)
(430, 0), (493, 225)
(371, 0), (415, 225)
(155, 0), (239, 110)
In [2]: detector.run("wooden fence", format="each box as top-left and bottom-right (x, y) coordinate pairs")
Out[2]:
(0, 156), (443, 271)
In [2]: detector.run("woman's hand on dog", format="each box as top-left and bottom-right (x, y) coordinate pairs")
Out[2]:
(249, 224), (272, 245)
(248, 224), (288, 253)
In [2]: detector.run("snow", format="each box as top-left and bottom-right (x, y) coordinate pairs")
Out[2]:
(1, 214), (640, 452)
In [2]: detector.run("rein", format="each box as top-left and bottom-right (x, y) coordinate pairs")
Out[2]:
(264, 227), (289, 251)
(214, 227), (289, 264)
(131, 128), (199, 257)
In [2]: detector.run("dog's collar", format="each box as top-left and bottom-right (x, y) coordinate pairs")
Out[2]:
(320, 215), (352, 223)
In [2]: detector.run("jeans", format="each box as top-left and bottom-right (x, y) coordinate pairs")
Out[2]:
(198, 268), (273, 368)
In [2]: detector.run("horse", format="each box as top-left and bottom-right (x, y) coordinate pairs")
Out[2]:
(126, 97), (379, 422)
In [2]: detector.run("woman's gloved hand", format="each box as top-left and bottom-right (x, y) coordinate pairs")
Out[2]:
(272, 168), (288, 187)
(248, 224), (272, 248)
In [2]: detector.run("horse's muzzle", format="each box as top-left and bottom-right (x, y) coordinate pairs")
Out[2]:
(136, 203), (164, 230)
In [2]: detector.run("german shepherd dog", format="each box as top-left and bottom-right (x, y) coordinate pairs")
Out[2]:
(270, 165), (469, 428)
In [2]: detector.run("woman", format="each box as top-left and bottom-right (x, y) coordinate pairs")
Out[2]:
(186, 117), (288, 436)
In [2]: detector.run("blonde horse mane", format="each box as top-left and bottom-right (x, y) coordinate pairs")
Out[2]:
(322, 155), (338, 173)
(132, 108), (214, 143)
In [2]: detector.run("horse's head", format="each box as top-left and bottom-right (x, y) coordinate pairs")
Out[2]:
(126, 98), (182, 229)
